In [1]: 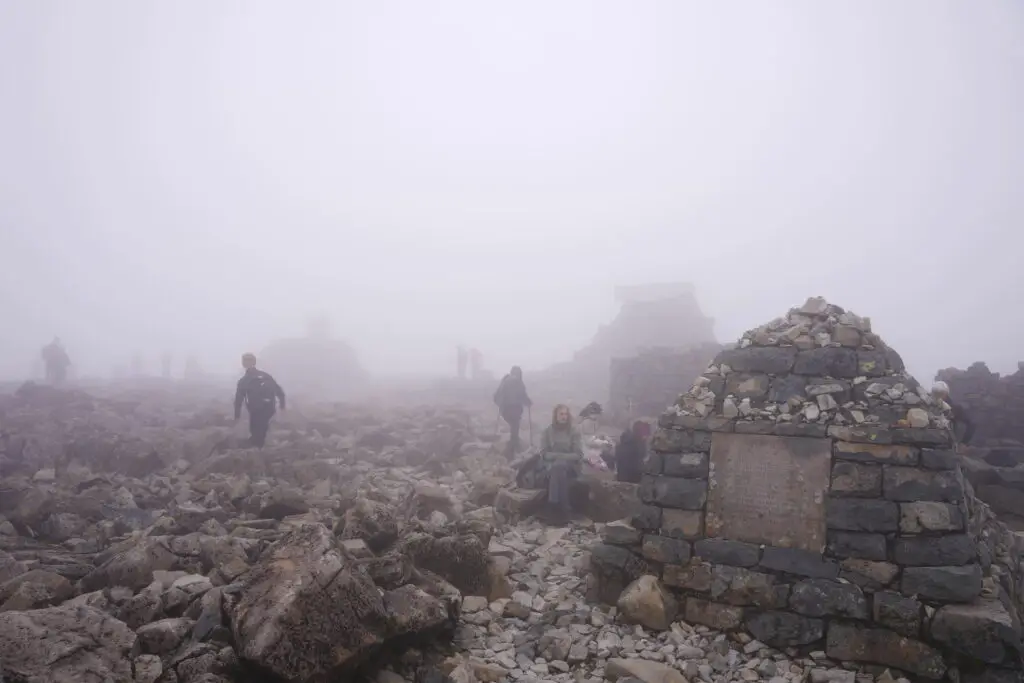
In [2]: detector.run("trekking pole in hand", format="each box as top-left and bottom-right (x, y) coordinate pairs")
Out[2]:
(528, 405), (534, 447)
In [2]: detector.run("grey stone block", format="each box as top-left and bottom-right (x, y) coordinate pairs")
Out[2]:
(641, 535), (691, 564)
(899, 501), (964, 533)
(788, 578), (868, 619)
(725, 373), (770, 400)
(872, 591), (922, 638)
(893, 534), (975, 566)
(826, 531), (887, 561)
(641, 452), (663, 475)
(920, 449), (958, 470)
(769, 375), (806, 403)
(826, 622), (946, 680)
(856, 350), (889, 377)
(901, 564), (982, 603)
(693, 539), (760, 568)
(759, 547), (839, 579)
(639, 475), (707, 510)
(883, 467), (963, 502)
(662, 452), (708, 478)
(830, 461), (882, 497)
(773, 422), (828, 438)
(631, 505), (662, 531)
(826, 498), (899, 533)
(709, 566), (788, 608)
(746, 611), (825, 648)
(794, 347), (859, 378)
(716, 347), (797, 375)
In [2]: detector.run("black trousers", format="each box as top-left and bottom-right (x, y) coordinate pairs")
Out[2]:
(248, 406), (275, 448)
(504, 413), (522, 456)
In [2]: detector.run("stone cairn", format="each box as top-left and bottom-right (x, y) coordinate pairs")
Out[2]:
(590, 297), (1023, 682)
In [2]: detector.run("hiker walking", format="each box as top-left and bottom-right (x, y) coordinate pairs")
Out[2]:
(234, 352), (286, 448)
(494, 365), (532, 457)
(41, 337), (71, 385)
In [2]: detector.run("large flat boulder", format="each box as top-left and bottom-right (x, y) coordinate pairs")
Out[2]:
(230, 523), (456, 683)
(0, 604), (136, 682)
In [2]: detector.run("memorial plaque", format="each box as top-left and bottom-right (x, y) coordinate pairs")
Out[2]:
(706, 432), (831, 553)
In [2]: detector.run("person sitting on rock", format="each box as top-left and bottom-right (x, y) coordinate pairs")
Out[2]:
(234, 352), (286, 449)
(931, 381), (975, 450)
(494, 366), (532, 457)
(614, 420), (651, 483)
(538, 404), (584, 524)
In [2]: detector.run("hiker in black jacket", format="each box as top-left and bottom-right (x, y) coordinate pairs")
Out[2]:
(494, 366), (532, 457)
(234, 353), (286, 448)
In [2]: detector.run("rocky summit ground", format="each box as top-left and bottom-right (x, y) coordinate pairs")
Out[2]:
(0, 381), (912, 683)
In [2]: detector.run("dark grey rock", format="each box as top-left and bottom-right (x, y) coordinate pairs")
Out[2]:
(746, 611), (824, 648)
(725, 373), (770, 400)
(631, 505), (662, 531)
(856, 350), (889, 377)
(893, 534), (975, 566)
(826, 531), (887, 561)
(769, 375), (806, 403)
(826, 622), (946, 680)
(833, 441), (915, 464)
(839, 558), (899, 591)
(891, 428), (952, 446)
(828, 426), (895, 445)
(734, 421), (776, 435)
(872, 591), (921, 637)
(788, 578), (868, 619)
(639, 476), (707, 510)
(901, 564), (982, 603)
(773, 422), (828, 438)
(899, 501), (965, 533)
(642, 452), (663, 475)
(961, 667), (1024, 683)
(805, 378), (852, 400)
(794, 348), (858, 378)
(826, 498), (898, 533)
(650, 429), (695, 454)
(591, 543), (641, 571)
(716, 347), (798, 375)
(662, 452), (708, 478)
(830, 461), (882, 497)
(920, 449), (958, 470)
(759, 547), (839, 579)
(641, 535), (691, 564)
(710, 566), (788, 608)
(883, 467), (963, 503)
(602, 523), (642, 546)
(694, 539), (760, 568)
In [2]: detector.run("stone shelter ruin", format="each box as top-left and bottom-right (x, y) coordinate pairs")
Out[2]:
(608, 343), (724, 424)
(590, 297), (1023, 682)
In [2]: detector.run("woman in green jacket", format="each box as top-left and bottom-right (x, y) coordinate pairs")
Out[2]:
(539, 403), (584, 523)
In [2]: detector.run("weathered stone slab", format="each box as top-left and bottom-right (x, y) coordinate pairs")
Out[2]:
(706, 433), (831, 553)
(826, 498), (898, 533)
(725, 374), (770, 400)
(883, 467), (963, 503)
(899, 501), (964, 533)
(929, 599), (1021, 666)
(826, 531), (887, 561)
(746, 611), (824, 648)
(920, 449), (958, 470)
(683, 597), (742, 630)
(709, 566), (788, 608)
(717, 347), (797, 375)
(632, 505), (662, 531)
(693, 539), (760, 568)
(872, 591), (922, 637)
(839, 559), (898, 590)
(830, 461), (882, 497)
(794, 347), (858, 378)
(893, 535), (975, 566)
(833, 441), (918, 465)
(789, 578), (868, 619)
(828, 426), (895, 445)
(663, 562), (711, 592)
(901, 565), (982, 603)
(660, 509), (702, 539)
(641, 536), (691, 564)
(826, 622), (946, 680)
(759, 547), (839, 579)
(662, 452), (708, 478)
(639, 476), (707, 510)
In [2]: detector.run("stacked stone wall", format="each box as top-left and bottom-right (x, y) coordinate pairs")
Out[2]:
(590, 299), (1024, 682)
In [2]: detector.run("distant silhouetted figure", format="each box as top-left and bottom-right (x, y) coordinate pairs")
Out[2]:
(456, 345), (468, 380)
(614, 420), (652, 483)
(161, 352), (172, 379)
(41, 338), (70, 385)
(494, 366), (532, 457)
(469, 348), (483, 380)
(184, 355), (202, 380)
(234, 352), (286, 448)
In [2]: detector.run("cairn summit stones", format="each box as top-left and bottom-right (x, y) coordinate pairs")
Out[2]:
(593, 297), (1024, 681)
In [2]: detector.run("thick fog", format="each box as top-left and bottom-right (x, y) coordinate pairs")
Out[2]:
(1, 1), (1022, 383)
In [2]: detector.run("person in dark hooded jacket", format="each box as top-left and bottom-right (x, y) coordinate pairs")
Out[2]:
(494, 366), (532, 456)
(614, 420), (651, 483)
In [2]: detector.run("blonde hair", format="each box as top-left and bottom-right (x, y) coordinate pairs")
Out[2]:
(551, 403), (573, 428)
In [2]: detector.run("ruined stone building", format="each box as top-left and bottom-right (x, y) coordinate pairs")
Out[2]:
(936, 361), (1024, 446)
(608, 344), (723, 423)
(538, 282), (718, 410)
(591, 297), (1023, 682)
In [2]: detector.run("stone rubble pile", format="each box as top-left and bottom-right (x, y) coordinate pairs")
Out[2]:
(670, 297), (954, 436)
(0, 374), (1005, 683)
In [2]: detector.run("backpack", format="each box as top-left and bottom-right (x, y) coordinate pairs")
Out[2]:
(247, 372), (277, 408)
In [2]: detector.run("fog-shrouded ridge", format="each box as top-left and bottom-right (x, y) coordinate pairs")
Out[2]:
(1, 1), (1022, 385)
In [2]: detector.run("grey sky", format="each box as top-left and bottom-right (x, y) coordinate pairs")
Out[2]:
(1, 1), (1021, 383)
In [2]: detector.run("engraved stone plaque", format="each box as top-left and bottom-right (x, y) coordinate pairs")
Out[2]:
(706, 432), (831, 553)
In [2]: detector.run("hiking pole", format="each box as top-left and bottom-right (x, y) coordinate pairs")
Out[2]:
(528, 405), (534, 447)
